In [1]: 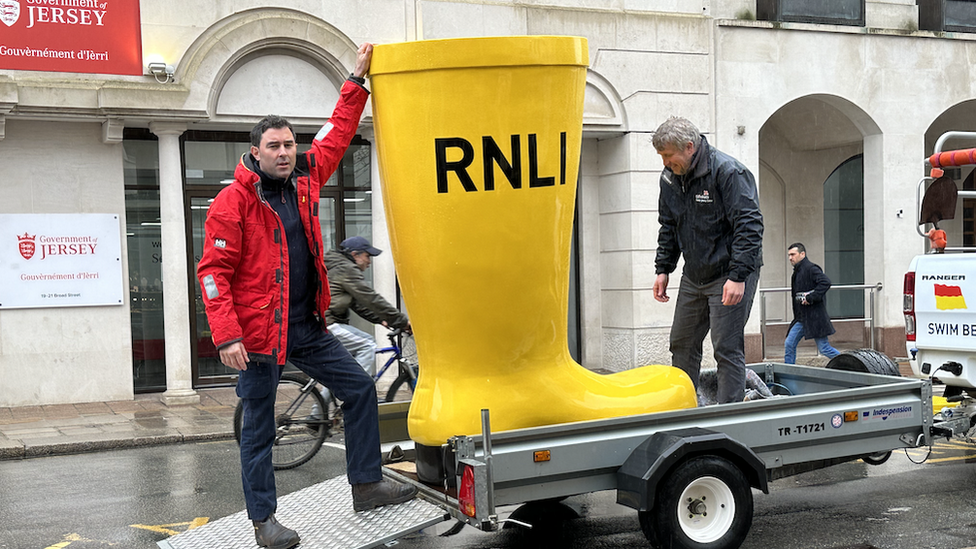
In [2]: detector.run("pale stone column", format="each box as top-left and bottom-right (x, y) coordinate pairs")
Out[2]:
(151, 122), (200, 405)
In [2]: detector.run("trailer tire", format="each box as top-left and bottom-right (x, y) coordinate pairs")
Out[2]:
(638, 456), (753, 549)
(826, 349), (901, 377)
(861, 451), (892, 466)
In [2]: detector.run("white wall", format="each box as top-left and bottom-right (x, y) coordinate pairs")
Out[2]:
(715, 22), (975, 333)
(0, 120), (132, 406)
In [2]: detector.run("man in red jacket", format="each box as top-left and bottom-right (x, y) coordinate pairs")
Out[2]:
(197, 43), (416, 549)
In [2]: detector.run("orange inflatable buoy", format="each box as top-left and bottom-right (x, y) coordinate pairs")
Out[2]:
(928, 228), (947, 252)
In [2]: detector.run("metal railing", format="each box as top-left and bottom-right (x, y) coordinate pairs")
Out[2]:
(759, 283), (883, 360)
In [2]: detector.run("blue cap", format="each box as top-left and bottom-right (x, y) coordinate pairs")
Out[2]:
(341, 236), (382, 256)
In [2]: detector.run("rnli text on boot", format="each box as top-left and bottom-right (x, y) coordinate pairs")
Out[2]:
(435, 132), (568, 193)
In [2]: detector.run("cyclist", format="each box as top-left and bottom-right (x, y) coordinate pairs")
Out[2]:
(324, 236), (411, 376)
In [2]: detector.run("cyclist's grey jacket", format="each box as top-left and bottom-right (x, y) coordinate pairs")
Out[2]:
(655, 135), (763, 285)
(323, 249), (410, 329)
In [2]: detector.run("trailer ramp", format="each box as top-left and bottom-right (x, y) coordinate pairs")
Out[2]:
(157, 474), (449, 549)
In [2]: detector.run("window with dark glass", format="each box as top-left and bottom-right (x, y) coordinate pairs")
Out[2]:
(122, 130), (165, 393)
(919, 0), (976, 33)
(758, 0), (865, 26)
(823, 155), (865, 319)
(124, 128), (373, 391)
(963, 169), (975, 248)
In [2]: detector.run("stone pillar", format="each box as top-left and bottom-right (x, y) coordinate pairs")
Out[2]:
(150, 122), (200, 406)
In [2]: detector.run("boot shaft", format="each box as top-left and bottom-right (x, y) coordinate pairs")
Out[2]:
(371, 36), (587, 370)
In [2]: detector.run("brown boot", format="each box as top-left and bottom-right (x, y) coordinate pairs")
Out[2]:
(352, 479), (418, 512)
(252, 514), (300, 549)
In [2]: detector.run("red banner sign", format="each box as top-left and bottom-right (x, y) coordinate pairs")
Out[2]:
(0, 0), (142, 75)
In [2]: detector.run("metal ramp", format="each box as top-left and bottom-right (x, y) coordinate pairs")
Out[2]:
(157, 474), (449, 549)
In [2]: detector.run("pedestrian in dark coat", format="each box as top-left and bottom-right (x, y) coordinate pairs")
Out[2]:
(785, 242), (839, 364)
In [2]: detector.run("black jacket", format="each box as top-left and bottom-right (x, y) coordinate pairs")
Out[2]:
(789, 257), (835, 339)
(655, 136), (763, 284)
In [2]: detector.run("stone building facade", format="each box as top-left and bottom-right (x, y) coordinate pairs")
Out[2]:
(0, 0), (968, 406)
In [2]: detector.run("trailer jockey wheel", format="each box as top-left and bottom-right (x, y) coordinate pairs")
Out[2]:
(639, 456), (752, 549)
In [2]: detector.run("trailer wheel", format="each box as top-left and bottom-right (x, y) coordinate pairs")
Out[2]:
(638, 456), (753, 549)
(861, 451), (892, 466)
(826, 349), (901, 377)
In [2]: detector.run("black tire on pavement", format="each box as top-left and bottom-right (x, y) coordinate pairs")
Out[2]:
(233, 373), (329, 470)
(638, 455), (753, 549)
(385, 362), (418, 403)
(861, 451), (892, 466)
(825, 349), (901, 377)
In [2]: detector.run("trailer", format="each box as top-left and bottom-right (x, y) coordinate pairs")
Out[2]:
(159, 362), (931, 549)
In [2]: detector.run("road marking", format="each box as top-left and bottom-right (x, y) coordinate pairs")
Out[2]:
(131, 517), (209, 536)
(922, 453), (976, 464)
(44, 534), (92, 549)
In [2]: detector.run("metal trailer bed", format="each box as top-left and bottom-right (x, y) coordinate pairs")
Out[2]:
(159, 363), (931, 549)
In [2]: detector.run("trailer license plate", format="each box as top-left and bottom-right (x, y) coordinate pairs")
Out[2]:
(776, 422), (826, 437)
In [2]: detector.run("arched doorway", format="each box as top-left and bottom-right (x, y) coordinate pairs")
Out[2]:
(758, 95), (881, 353)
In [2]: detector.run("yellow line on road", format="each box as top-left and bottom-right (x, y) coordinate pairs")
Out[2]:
(131, 518), (210, 536)
(923, 453), (976, 464)
(44, 534), (85, 549)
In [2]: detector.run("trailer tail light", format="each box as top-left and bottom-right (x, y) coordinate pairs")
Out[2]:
(459, 464), (477, 517)
(904, 272), (916, 342)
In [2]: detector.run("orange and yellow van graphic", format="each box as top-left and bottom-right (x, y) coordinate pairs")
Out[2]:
(935, 284), (967, 310)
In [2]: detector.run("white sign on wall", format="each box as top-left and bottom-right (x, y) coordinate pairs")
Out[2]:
(0, 214), (124, 309)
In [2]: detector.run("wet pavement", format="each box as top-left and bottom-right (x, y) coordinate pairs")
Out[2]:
(0, 387), (239, 460)
(0, 364), (407, 461)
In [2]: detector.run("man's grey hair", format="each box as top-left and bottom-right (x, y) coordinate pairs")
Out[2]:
(652, 117), (702, 152)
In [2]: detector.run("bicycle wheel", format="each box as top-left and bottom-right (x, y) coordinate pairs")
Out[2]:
(385, 361), (418, 402)
(233, 373), (330, 470)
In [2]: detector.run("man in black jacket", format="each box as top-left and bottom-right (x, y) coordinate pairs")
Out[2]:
(785, 242), (839, 364)
(652, 117), (763, 404)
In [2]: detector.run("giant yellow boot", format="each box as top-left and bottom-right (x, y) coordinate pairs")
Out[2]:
(370, 36), (697, 454)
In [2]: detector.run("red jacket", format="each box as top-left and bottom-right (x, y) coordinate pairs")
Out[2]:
(197, 80), (369, 365)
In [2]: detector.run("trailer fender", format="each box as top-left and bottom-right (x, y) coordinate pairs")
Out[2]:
(616, 427), (768, 512)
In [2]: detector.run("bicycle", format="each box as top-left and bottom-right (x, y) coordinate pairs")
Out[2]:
(232, 328), (418, 470)
(376, 328), (419, 403)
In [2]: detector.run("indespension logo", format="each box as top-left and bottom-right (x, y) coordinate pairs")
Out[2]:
(0, 0), (20, 27)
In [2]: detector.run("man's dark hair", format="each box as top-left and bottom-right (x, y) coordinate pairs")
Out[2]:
(250, 115), (295, 147)
(788, 242), (806, 253)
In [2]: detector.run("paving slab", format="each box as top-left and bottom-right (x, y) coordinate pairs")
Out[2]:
(0, 387), (238, 461)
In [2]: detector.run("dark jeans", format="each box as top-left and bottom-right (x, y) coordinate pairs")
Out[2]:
(669, 271), (759, 404)
(237, 318), (382, 521)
